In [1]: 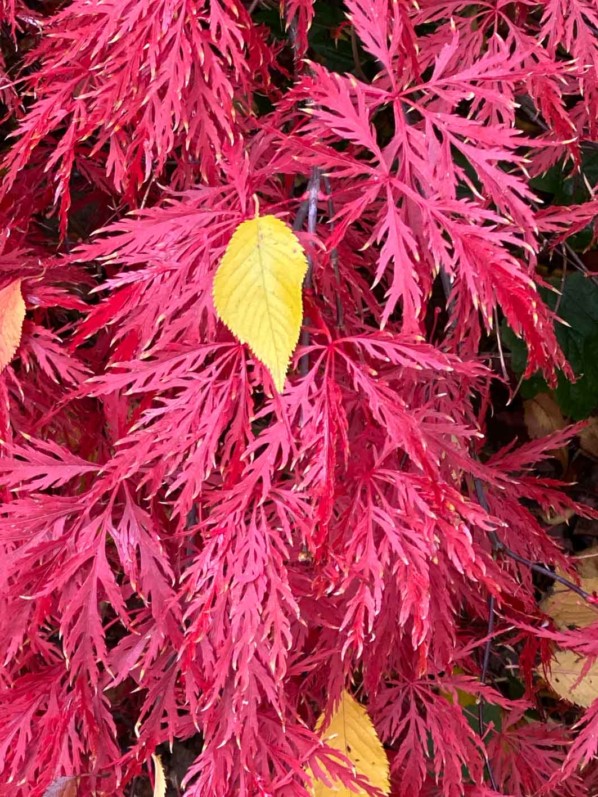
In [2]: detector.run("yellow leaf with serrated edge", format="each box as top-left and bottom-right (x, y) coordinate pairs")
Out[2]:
(544, 650), (598, 708)
(540, 549), (598, 709)
(0, 279), (25, 374)
(575, 545), (598, 579)
(151, 753), (167, 797)
(541, 578), (598, 629)
(540, 547), (598, 630)
(213, 215), (309, 392)
(307, 691), (390, 797)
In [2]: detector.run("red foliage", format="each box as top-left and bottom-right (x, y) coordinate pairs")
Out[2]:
(0, 1), (597, 795)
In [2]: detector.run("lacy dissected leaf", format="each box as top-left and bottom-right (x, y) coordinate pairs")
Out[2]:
(503, 273), (598, 418)
(0, 666), (120, 796)
(0, 0), (273, 228)
(488, 708), (586, 797)
(308, 691), (390, 797)
(213, 215), (309, 392)
(559, 700), (598, 784)
(0, 437), (98, 492)
(0, 0), (597, 794)
(374, 676), (487, 796)
(284, 0), (315, 56)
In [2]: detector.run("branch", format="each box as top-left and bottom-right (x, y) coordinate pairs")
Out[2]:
(299, 167), (321, 377)
(478, 594), (500, 792)
(322, 173), (344, 328)
(289, 20), (343, 383)
(474, 477), (592, 602)
(471, 477), (501, 791)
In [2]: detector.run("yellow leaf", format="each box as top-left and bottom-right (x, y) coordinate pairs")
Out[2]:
(575, 546), (598, 580)
(540, 547), (598, 630)
(0, 279), (25, 373)
(544, 650), (598, 708)
(151, 753), (167, 797)
(307, 691), (390, 797)
(213, 215), (309, 392)
(541, 552), (598, 708)
(541, 577), (598, 629)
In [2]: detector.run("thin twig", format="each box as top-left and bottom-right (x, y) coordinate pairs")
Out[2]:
(494, 308), (509, 382)
(288, 20), (321, 378)
(501, 548), (592, 601)
(474, 476), (592, 601)
(292, 198), (310, 232)
(480, 596), (496, 685)
(473, 477), (501, 791)
(554, 243), (568, 315)
(350, 28), (367, 82)
(289, 19), (343, 383)
(299, 167), (322, 378)
(557, 240), (598, 287)
(322, 173), (344, 328)
(306, 167), (321, 292)
(478, 593), (499, 792)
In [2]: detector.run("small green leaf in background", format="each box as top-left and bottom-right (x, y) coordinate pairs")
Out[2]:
(501, 273), (598, 420)
(530, 148), (598, 249)
(463, 701), (503, 740)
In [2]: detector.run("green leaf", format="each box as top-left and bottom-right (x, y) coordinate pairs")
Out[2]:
(463, 702), (503, 740)
(530, 149), (598, 206)
(501, 274), (598, 419)
(309, 0), (359, 74)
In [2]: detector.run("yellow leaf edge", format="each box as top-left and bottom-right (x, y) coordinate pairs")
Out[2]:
(305, 690), (391, 797)
(151, 753), (167, 797)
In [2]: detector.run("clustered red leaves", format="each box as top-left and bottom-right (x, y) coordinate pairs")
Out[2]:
(0, 0), (597, 796)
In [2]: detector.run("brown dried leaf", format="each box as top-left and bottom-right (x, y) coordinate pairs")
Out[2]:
(579, 417), (598, 459)
(523, 393), (568, 468)
(42, 777), (78, 797)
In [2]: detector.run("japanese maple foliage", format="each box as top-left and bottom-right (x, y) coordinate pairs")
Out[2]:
(0, 0), (598, 795)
